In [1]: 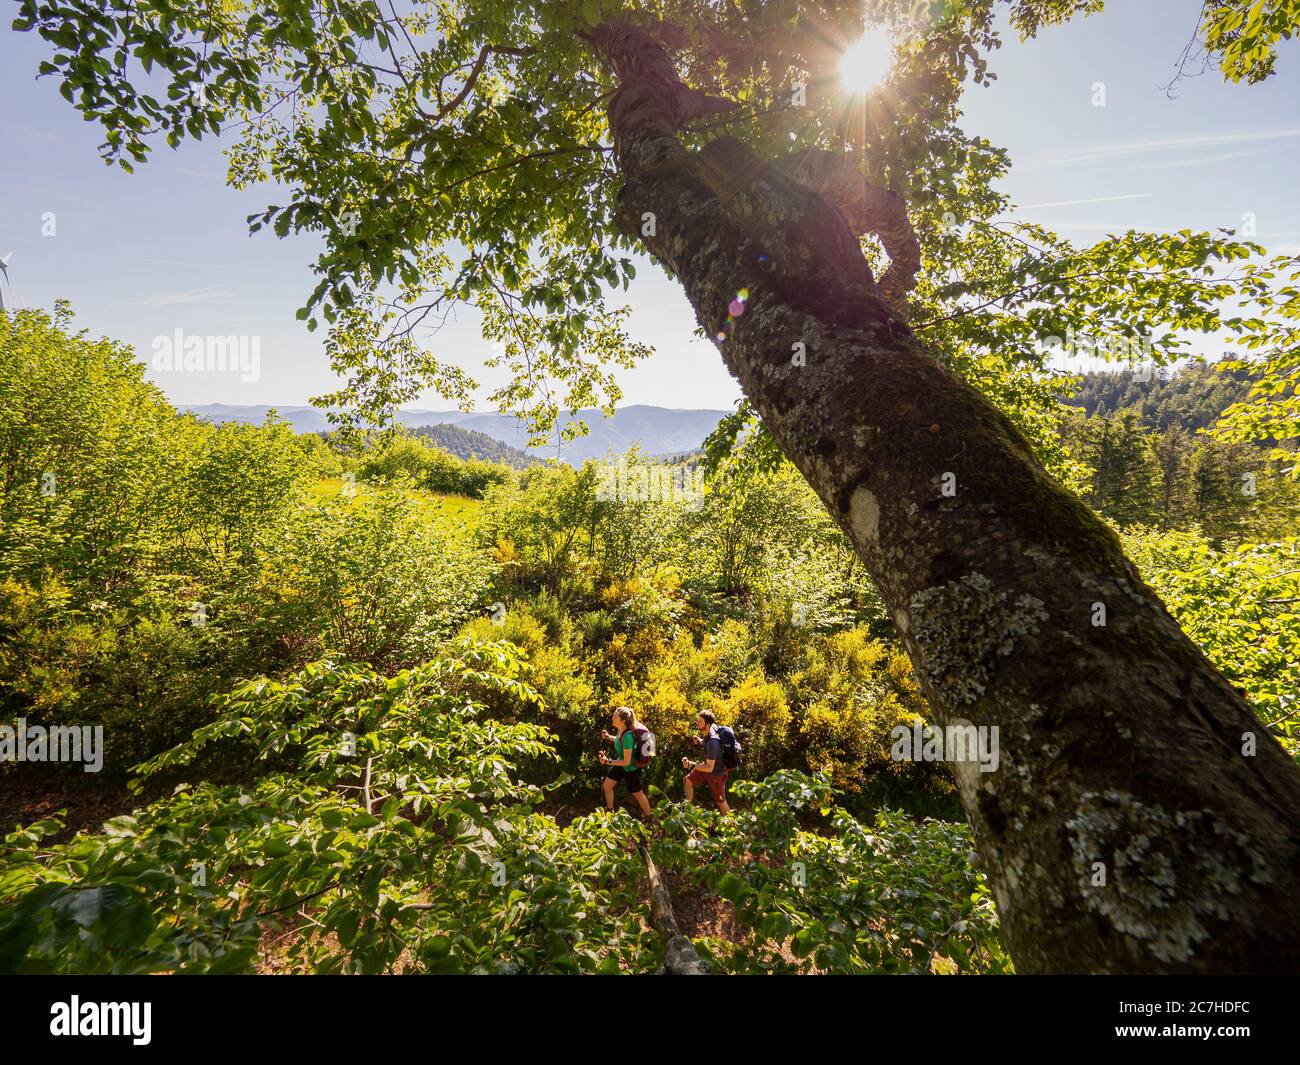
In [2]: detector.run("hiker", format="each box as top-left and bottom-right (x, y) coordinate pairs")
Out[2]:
(681, 710), (735, 815)
(599, 706), (653, 819)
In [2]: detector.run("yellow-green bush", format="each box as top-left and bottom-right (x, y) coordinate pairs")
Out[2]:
(789, 626), (935, 796)
(706, 669), (792, 778)
(459, 607), (598, 730)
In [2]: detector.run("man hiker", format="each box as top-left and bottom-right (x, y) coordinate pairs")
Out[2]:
(682, 710), (732, 816)
(599, 706), (653, 820)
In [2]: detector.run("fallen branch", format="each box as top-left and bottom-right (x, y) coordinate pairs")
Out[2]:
(641, 844), (710, 975)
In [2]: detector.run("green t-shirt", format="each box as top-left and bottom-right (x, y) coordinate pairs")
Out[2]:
(614, 730), (637, 768)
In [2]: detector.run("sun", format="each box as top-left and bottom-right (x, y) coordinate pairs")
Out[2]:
(839, 28), (895, 95)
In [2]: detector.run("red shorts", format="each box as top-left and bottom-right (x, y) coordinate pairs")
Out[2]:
(686, 767), (729, 803)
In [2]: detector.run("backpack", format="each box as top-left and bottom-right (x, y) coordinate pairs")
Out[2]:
(632, 726), (657, 769)
(715, 725), (741, 770)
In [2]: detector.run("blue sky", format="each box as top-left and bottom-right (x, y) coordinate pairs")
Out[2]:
(2, 1), (1297, 411)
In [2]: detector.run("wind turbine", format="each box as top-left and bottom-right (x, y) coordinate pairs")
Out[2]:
(0, 253), (12, 311)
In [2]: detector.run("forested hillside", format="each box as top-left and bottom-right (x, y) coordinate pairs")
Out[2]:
(1058, 365), (1297, 539)
(187, 403), (730, 465)
(409, 424), (542, 468)
(1062, 362), (1258, 432)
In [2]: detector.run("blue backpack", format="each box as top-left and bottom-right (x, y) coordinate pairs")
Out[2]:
(715, 725), (741, 770)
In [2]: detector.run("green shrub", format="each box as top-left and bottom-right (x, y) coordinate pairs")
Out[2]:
(652, 771), (1010, 974)
(0, 645), (657, 974)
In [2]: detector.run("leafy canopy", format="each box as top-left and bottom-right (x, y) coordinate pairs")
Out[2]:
(12, 0), (1299, 451)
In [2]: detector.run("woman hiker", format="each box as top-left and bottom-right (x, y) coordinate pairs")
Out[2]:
(598, 706), (652, 820)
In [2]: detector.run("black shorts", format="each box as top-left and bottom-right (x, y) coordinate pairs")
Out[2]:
(605, 765), (643, 794)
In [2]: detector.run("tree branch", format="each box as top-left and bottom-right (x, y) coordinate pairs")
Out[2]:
(434, 44), (538, 125)
(774, 149), (921, 318)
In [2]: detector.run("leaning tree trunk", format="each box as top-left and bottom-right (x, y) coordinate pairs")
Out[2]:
(591, 21), (1300, 974)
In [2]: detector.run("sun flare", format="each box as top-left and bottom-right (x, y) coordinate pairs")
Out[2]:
(839, 28), (894, 94)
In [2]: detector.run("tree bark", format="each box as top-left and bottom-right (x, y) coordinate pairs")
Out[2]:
(592, 21), (1300, 974)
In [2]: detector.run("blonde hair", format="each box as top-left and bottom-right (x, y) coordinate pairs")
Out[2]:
(614, 706), (637, 733)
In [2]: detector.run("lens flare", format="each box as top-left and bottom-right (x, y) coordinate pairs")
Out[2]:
(840, 29), (894, 95)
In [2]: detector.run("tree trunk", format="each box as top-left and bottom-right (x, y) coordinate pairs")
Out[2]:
(592, 21), (1300, 974)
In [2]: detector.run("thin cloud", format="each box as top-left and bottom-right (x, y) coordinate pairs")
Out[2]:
(0, 118), (63, 146)
(156, 165), (229, 181)
(74, 246), (305, 279)
(1018, 129), (1300, 172)
(1023, 221), (1173, 234)
(132, 286), (234, 308)
(1013, 193), (1151, 211)
(1121, 150), (1256, 171)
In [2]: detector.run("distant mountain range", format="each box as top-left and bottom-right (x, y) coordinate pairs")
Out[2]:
(184, 404), (731, 465)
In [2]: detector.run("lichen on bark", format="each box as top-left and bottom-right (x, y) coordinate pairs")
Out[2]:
(1066, 790), (1273, 964)
(909, 573), (1048, 705)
